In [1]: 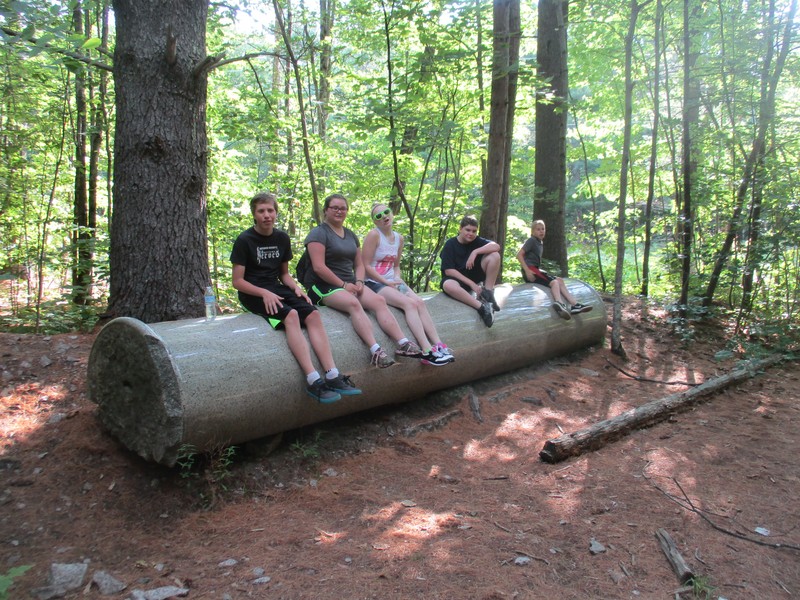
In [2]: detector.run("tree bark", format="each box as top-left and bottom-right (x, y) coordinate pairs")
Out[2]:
(71, 2), (91, 306)
(678, 0), (701, 317)
(480, 0), (513, 246)
(641, 0), (662, 299)
(534, 0), (569, 274)
(655, 529), (695, 585)
(539, 355), (785, 464)
(109, 0), (211, 322)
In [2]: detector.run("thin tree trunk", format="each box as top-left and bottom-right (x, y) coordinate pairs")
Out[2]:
(641, 0), (662, 299)
(703, 0), (797, 308)
(571, 109), (606, 291)
(273, 0), (320, 223)
(71, 2), (91, 306)
(678, 0), (701, 318)
(611, 0), (644, 357)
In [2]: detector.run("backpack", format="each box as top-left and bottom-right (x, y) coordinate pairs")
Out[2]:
(295, 248), (310, 284)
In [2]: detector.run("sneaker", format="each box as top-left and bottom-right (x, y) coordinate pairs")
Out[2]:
(306, 378), (341, 404)
(420, 350), (452, 366)
(477, 301), (494, 327)
(325, 374), (362, 396)
(553, 301), (572, 320)
(434, 343), (455, 362)
(570, 303), (593, 314)
(395, 340), (423, 358)
(370, 347), (396, 368)
(480, 287), (500, 312)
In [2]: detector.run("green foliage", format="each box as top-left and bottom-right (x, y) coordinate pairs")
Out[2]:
(175, 443), (239, 508)
(1, 0), (799, 335)
(290, 431), (323, 461)
(0, 565), (32, 600)
(688, 574), (715, 599)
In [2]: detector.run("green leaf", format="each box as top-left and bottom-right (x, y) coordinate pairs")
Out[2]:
(81, 37), (102, 50)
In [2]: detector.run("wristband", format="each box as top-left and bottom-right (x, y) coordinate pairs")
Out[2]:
(356, 279), (364, 284)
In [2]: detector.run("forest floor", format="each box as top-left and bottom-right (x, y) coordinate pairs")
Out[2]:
(1, 297), (799, 600)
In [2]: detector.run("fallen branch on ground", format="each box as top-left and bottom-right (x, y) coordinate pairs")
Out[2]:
(647, 474), (800, 552)
(539, 355), (785, 464)
(656, 528), (695, 584)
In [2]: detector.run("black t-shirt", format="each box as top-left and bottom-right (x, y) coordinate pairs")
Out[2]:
(440, 235), (491, 282)
(230, 227), (292, 295)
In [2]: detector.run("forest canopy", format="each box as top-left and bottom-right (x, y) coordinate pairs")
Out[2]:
(0, 0), (798, 343)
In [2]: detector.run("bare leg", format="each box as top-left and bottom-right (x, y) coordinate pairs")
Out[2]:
(379, 287), (432, 349)
(552, 278), (577, 305)
(322, 290), (379, 348)
(407, 290), (443, 346)
(358, 286), (407, 343)
(304, 310), (336, 373)
(282, 310), (316, 375)
(443, 279), (481, 309)
(481, 252), (501, 289)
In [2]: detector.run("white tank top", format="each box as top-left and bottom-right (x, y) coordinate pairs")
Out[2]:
(368, 229), (399, 282)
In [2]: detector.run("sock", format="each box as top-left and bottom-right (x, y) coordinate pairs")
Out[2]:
(370, 343), (381, 354)
(325, 368), (340, 380)
(398, 337), (409, 346)
(306, 371), (321, 385)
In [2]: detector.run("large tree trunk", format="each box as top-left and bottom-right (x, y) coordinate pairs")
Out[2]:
(534, 0), (569, 274)
(481, 0), (519, 251)
(109, 0), (210, 323)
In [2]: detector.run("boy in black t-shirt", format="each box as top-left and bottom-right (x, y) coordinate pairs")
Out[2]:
(230, 193), (361, 403)
(439, 215), (501, 327)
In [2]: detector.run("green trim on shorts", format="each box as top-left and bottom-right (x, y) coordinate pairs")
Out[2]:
(267, 316), (282, 329)
(311, 283), (343, 305)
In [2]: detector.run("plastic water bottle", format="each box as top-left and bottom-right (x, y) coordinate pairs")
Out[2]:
(204, 286), (216, 321)
(397, 283), (408, 294)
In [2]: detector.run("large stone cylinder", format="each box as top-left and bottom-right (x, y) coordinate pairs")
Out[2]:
(88, 281), (606, 465)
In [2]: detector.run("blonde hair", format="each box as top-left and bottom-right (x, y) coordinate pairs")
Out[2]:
(371, 202), (389, 216)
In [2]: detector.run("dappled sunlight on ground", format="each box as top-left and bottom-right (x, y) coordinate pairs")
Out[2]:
(462, 437), (519, 463)
(1, 312), (799, 599)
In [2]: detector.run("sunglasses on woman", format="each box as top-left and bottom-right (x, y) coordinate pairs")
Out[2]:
(373, 208), (391, 220)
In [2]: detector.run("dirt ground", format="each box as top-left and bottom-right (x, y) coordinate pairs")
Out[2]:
(1, 298), (799, 600)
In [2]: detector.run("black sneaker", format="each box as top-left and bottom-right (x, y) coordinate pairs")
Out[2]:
(553, 302), (572, 320)
(477, 301), (494, 327)
(306, 378), (341, 404)
(480, 287), (500, 312)
(420, 350), (452, 366)
(570, 303), (593, 314)
(479, 288), (500, 312)
(325, 374), (362, 396)
(435, 343), (455, 362)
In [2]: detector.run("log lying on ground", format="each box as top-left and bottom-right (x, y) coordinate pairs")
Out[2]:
(88, 280), (605, 466)
(655, 528), (695, 585)
(539, 354), (785, 464)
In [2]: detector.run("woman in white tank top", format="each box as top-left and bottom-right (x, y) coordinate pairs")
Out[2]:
(362, 203), (455, 366)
